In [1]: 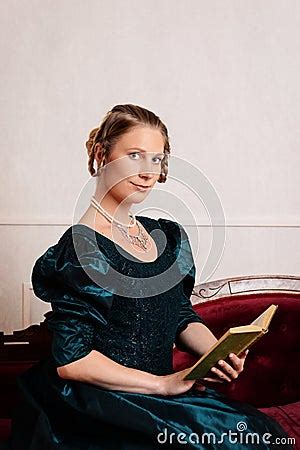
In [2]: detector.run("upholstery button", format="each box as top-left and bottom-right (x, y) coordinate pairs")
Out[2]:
(280, 323), (287, 332)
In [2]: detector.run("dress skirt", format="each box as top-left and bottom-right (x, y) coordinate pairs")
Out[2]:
(10, 358), (294, 450)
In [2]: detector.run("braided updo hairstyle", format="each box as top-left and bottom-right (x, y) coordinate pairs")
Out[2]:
(85, 104), (170, 183)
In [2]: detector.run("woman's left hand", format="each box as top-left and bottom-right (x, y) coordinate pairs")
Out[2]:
(198, 349), (249, 385)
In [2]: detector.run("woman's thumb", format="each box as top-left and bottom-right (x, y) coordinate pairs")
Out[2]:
(194, 381), (206, 391)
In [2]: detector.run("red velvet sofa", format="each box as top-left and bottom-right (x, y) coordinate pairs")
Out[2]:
(173, 275), (300, 449)
(1, 275), (299, 449)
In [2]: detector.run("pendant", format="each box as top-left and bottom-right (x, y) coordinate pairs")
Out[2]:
(118, 224), (149, 251)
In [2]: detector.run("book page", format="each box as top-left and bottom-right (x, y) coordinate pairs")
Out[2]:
(250, 304), (278, 330)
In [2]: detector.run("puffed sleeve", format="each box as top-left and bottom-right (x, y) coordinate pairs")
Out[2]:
(31, 228), (114, 368)
(172, 221), (208, 351)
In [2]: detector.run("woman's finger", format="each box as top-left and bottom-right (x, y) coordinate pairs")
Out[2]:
(217, 360), (239, 379)
(193, 382), (206, 391)
(209, 366), (232, 383)
(228, 351), (248, 371)
(202, 377), (224, 383)
(238, 349), (249, 360)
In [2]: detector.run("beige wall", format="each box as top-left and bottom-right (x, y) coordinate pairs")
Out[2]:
(1, 0), (299, 332)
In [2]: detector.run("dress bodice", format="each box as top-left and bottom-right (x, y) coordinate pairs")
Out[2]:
(31, 216), (207, 376)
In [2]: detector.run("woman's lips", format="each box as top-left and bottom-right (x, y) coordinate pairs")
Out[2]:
(130, 182), (151, 191)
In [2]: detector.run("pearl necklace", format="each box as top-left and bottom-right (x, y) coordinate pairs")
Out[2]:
(90, 196), (150, 251)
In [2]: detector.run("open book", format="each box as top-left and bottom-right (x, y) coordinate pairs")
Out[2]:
(183, 304), (278, 381)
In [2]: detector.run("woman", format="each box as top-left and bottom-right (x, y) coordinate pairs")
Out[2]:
(10, 104), (292, 449)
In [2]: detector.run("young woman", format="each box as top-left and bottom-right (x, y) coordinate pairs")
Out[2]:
(10, 104), (292, 449)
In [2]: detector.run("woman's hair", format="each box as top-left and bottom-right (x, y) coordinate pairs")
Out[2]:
(85, 104), (170, 183)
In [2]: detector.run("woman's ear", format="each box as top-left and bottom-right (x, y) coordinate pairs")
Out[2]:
(94, 143), (103, 165)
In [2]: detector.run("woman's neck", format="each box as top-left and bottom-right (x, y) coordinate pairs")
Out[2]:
(93, 191), (134, 226)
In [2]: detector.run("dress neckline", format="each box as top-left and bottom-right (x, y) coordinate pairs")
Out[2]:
(70, 216), (167, 265)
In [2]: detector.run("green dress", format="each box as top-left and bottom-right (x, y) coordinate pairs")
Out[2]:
(10, 217), (293, 449)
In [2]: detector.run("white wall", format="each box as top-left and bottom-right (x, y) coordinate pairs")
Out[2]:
(1, 0), (299, 332)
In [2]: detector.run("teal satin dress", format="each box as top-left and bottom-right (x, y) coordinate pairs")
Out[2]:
(10, 217), (293, 449)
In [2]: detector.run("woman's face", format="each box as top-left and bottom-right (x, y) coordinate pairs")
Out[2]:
(96, 126), (165, 205)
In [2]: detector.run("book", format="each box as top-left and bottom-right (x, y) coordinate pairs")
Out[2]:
(183, 304), (278, 381)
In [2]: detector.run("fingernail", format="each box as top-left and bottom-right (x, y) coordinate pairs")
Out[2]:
(229, 353), (234, 358)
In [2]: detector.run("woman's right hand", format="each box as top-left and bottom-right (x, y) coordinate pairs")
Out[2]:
(156, 367), (206, 396)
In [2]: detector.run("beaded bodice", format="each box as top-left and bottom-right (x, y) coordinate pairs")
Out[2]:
(31, 216), (206, 376)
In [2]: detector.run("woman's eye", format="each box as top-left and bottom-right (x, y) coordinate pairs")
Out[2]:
(128, 153), (163, 164)
(129, 152), (139, 159)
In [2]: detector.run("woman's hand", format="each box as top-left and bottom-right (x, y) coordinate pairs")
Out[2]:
(193, 349), (249, 391)
(157, 367), (206, 396)
(156, 350), (249, 396)
(195, 349), (249, 388)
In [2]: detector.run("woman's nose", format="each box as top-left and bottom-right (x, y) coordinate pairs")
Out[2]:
(139, 155), (157, 175)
